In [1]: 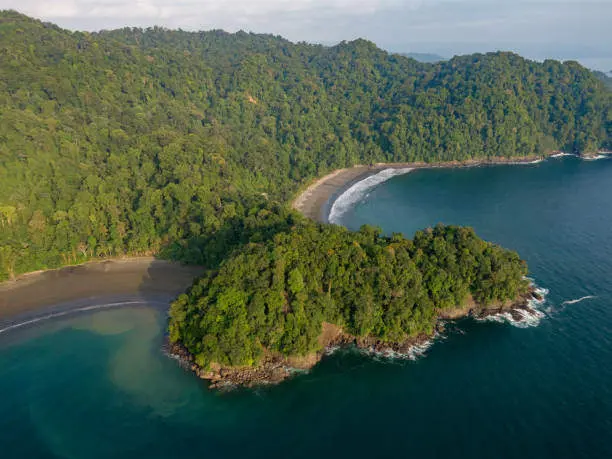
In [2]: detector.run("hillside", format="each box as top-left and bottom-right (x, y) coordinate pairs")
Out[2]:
(399, 52), (445, 63)
(168, 223), (532, 386)
(595, 71), (612, 90)
(0, 10), (610, 281)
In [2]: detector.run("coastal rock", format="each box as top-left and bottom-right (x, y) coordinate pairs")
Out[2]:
(168, 288), (542, 389)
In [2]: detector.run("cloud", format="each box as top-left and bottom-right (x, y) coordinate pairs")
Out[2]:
(6, 0), (409, 20)
(2, 0), (419, 39)
(3, 0), (612, 69)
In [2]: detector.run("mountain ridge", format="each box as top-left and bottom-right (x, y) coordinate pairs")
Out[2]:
(0, 11), (610, 281)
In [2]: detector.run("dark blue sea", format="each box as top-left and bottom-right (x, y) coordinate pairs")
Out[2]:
(1, 156), (612, 458)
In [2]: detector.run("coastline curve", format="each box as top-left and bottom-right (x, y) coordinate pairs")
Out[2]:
(0, 258), (202, 327)
(291, 153), (612, 225)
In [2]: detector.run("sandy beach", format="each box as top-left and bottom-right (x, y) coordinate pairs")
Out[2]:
(0, 258), (202, 325)
(0, 155), (555, 325)
(292, 166), (373, 222)
(292, 156), (549, 222)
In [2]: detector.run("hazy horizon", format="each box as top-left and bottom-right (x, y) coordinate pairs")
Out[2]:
(2, 1), (611, 72)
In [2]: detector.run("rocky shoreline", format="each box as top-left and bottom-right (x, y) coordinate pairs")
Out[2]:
(168, 289), (543, 389)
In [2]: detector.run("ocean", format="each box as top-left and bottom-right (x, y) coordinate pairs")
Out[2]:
(1, 155), (611, 458)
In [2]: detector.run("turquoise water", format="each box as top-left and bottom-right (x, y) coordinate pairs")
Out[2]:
(2, 156), (612, 458)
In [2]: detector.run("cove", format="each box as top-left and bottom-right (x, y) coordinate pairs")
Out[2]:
(1, 156), (612, 458)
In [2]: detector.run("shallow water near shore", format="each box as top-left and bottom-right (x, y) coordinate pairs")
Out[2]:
(2, 156), (612, 458)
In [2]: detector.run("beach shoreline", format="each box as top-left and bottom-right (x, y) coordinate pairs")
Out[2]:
(0, 257), (202, 325)
(2, 151), (604, 329)
(292, 155), (556, 223)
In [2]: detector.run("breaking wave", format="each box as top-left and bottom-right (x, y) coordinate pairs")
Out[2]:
(324, 345), (342, 356)
(562, 295), (596, 305)
(583, 154), (610, 161)
(324, 336), (435, 362)
(478, 280), (549, 328)
(479, 308), (546, 329)
(0, 300), (165, 335)
(363, 337), (436, 362)
(550, 152), (610, 161)
(505, 159), (545, 165)
(327, 153), (611, 225)
(328, 168), (413, 224)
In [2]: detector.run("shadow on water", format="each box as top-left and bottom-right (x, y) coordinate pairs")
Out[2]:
(138, 259), (203, 301)
(0, 202), (298, 332)
(0, 258), (203, 333)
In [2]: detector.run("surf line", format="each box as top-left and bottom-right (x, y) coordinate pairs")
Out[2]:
(0, 300), (169, 335)
(561, 295), (596, 305)
(328, 168), (413, 224)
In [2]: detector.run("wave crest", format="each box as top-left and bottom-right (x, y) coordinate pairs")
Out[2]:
(328, 168), (413, 224)
(478, 279), (549, 328)
(0, 300), (165, 335)
(363, 338), (435, 361)
(583, 154), (610, 161)
(550, 152), (577, 159)
(478, 308), (546, 329)
(561, 295), (596, 305)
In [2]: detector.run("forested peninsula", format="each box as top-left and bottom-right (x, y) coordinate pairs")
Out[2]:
(0, 12), (610, 386)
(169, 223), (539, 387)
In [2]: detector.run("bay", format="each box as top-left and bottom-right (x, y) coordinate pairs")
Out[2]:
(1, 156), (612, 458)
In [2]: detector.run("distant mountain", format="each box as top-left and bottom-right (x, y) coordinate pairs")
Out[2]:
(399, 52), (446, 63)
(594, 71), (612, 90)
(0, 10), (610, 281)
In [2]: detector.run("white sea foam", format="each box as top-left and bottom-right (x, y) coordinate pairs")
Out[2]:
(362, 337), (435, 362)
(583, 154), (610, 161)
(327, 152), (610, 224)
(550, 152), (610, 161)
(550, 152), (576, 159)
(324, 345), (342, 356)
(479, 308), (545, 329)
(0, 300), (163, 335)
(505, 159), (545, 165)
(405, 340), (434, 360)
(562, 295), (596, 305)
(328, 168), (413, 224)
(525, 277), (548, 294)
(543, 295), (596, 316)
(532, 286), (549, 302)
(478, 278), (549, 328)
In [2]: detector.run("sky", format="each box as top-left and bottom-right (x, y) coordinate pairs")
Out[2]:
(2, 0), (611, 71)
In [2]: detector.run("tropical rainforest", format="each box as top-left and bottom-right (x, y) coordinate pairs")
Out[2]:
(0, 11), (610, 364)
(169, 223), (529, 367)
(0, 11), (610, 281)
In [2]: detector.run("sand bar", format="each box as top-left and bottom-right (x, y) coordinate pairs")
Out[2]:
(0, 258), (202, 326)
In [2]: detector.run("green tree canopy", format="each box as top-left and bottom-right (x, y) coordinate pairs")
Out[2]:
(0, 11), (609, 282)
(169, 222), (530, 367)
